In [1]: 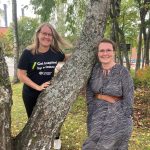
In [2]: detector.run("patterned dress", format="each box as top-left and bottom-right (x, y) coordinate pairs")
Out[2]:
(82, 63), (134, 150)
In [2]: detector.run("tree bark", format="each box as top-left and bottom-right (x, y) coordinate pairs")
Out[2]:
(14, 0), (111, 149)
(136, 0), (149, 68)
(0, 47), (12, 150)
(110, 0), (123, 65)
(146, 21), (150, 66)
(145, 14), (150, 66)
(135, 27), (142, 72)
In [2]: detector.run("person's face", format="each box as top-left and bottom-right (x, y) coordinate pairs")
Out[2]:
(98, 42), (115, 65)
(38, 25), (53, 49)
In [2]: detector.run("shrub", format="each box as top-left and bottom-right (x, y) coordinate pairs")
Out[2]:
(134, 66), (150, 88)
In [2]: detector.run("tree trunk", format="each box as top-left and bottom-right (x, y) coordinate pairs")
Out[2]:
(145, 15), (150, 66)
(146, 22), (150, 66)
(136, 0), (149, 68)
(110, 0), (123, 65)
(142, 21), (147, 67)
(114, 19), (130, 70)
(0, 47), (12, 150)
(135, 27), (142, 72)
(120, 35), (130, 70)
(14, 0), (111, 149)
(142, 0), (149, 66)
(12, 0), (19, 84)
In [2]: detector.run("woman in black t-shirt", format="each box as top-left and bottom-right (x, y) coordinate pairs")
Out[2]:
(17, 22), (71, 150)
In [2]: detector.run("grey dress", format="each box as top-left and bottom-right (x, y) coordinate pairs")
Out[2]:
(82, 63), (134, 150)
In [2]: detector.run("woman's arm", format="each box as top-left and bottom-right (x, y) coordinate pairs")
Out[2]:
(121, 68), (134, 117)
(55, 53), (72, 73)
(64, 53), (72, 61)
(96, 94), (117, 103)
(86, 80), (95, 135)
(17, 69), (50, 91)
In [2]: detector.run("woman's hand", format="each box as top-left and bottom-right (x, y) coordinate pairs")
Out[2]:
(17, 69), (51, 91)
(37, 81), (51, 91)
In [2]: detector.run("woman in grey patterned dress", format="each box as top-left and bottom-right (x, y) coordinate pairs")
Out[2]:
(82, 39), (134, 150)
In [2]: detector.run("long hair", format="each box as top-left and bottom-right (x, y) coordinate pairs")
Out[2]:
(27, 22), (71, 54)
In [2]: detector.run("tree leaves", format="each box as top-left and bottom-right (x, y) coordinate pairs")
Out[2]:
(30, 0), (87, 35)
(30, 0), (56, 21)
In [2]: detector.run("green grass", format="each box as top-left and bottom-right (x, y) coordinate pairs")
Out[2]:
(130, 68), (135, 78)
(129, 128), (150, 150)
(11, 83), (27, 136)
(11, 83), (150, 150)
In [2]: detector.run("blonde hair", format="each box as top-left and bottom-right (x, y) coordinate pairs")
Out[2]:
(27, 22), (71, 54)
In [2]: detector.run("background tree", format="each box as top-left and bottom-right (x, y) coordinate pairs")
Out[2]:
(30, 0), (56, 22)
(16, 17), (40, 54)
(7, 17), (40, 55)
(30, 0), (87, 36)
(145, 14), (150, 65)
(120, 0), (139, 46)
(110, 0), (123, 65)
(135, 0), (150, 71)
(109, 0), (139, 70)
(54, 0), (87, 45)
(0, 17), (39, 57)
(0, 31), (13, 57)
(12, 0), (19, 84)
(65, 0), (87, 35)
(103, 0), (140, 71)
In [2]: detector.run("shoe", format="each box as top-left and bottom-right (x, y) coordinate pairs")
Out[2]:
(54, 139), (61, 150)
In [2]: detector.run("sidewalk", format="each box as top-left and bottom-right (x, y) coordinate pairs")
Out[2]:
(5, 57), (14, 77)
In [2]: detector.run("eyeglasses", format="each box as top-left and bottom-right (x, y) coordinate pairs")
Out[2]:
(98, 49), (113, 53)
(40, 31), (52, 37)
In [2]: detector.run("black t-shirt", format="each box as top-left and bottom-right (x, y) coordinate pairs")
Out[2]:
(18, 48), (65, 89)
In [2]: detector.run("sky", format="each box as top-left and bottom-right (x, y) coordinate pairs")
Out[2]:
(0, 0), (35, 27)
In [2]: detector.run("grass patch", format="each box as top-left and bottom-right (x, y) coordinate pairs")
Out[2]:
(129, 128), (150, 150)
(11, 83), (150, 149)
(11, 83), (27, 136)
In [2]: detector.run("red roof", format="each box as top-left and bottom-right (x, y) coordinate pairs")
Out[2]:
(0, 27), (8, 36)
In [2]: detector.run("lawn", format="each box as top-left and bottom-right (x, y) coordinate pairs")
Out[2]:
(11, 83), (150, 150)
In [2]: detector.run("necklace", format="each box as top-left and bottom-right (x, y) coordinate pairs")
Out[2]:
(102, 69), (110, 76)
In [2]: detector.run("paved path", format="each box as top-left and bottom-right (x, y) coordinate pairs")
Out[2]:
(5, 57), (14, 77)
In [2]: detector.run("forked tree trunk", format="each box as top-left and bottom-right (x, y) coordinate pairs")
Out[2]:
(0, 47), (12, 150)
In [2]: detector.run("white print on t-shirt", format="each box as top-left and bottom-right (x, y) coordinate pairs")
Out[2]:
(37, 66), (55, 70)
(39, 72), (52, 75)
(37, 61), (57, 65)
(36, 61), (57, 76)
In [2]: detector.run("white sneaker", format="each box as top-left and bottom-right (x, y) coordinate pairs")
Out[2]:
(54, 139), (61, 150)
